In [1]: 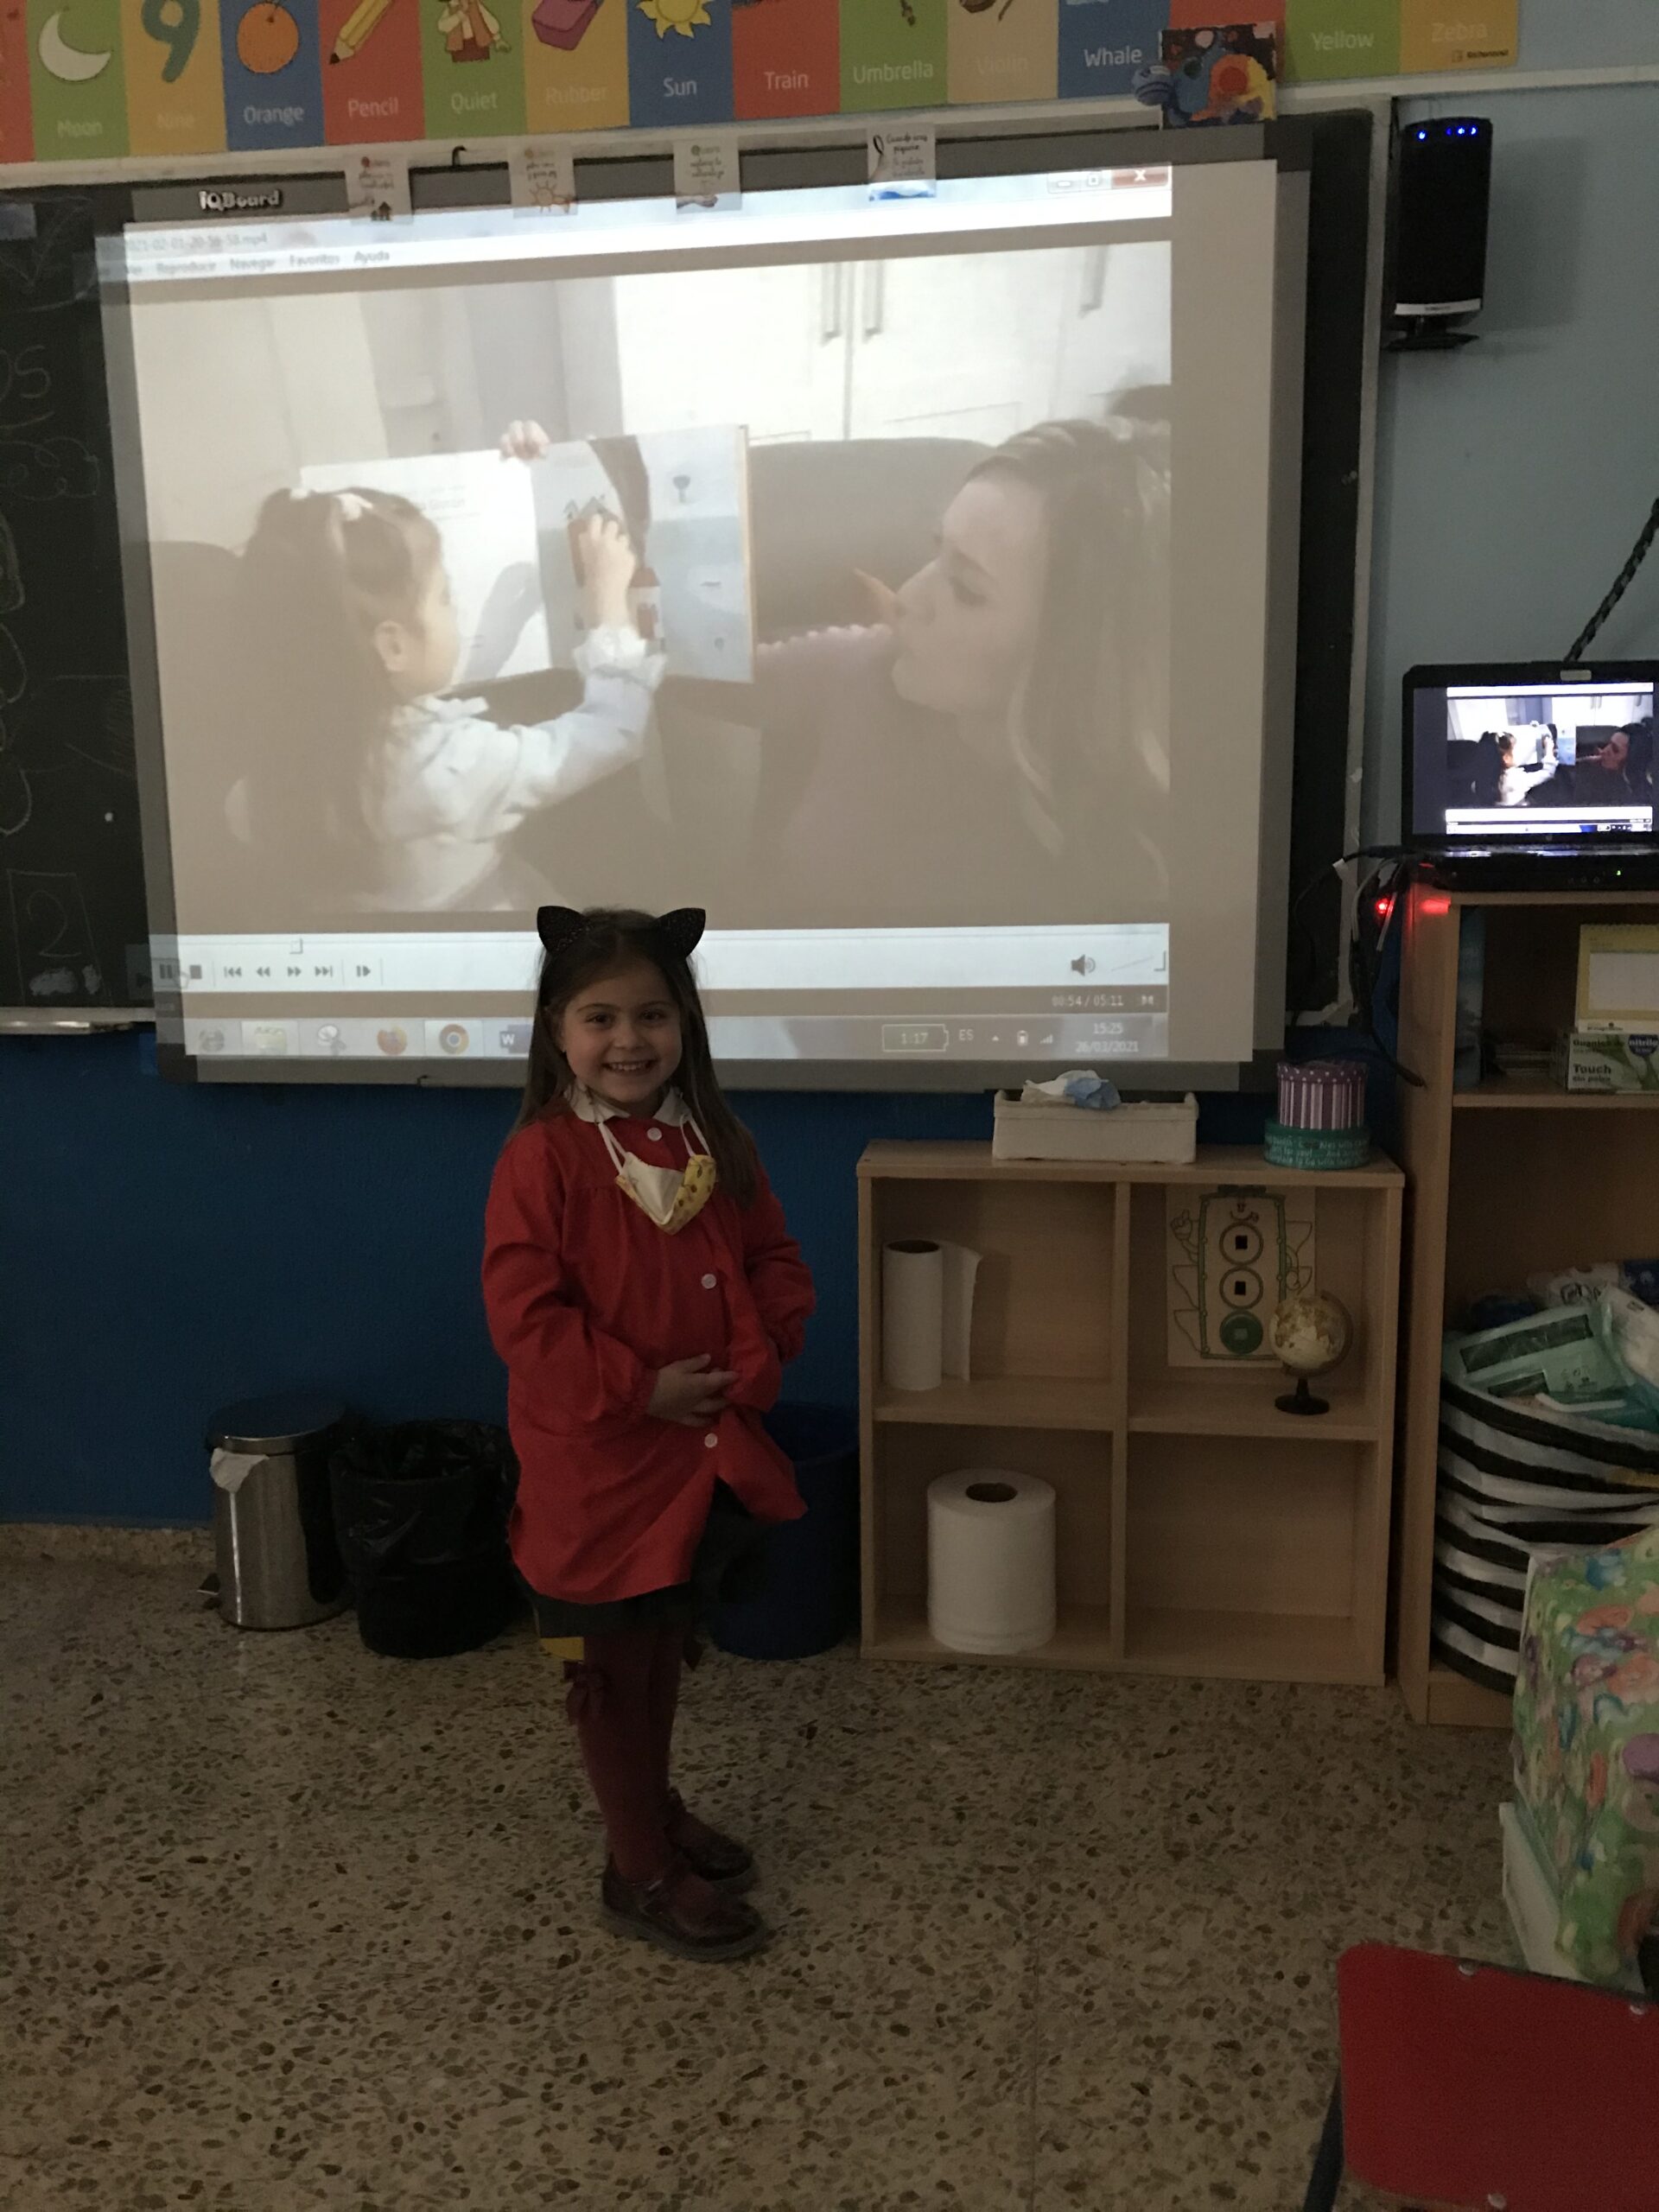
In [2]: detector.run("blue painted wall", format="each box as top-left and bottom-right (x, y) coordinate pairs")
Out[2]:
(0, 1032), (1271, 1524)
(1365, 82), (1659, 841)
(0, 1033), (1001, 1523)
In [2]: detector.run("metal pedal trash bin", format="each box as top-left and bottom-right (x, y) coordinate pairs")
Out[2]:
(208, 1395), (352, 1630)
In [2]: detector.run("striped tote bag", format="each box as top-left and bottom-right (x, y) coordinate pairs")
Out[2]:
(1433, 1380), (1659, 1694)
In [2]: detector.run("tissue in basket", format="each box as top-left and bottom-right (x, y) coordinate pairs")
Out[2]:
(992, 1091), (1198, 1164)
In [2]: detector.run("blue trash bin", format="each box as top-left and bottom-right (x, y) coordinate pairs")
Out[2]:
(711, 1403), (859, 1661)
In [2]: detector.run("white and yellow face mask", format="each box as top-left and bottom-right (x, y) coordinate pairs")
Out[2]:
(597, 1113), (717, 1235)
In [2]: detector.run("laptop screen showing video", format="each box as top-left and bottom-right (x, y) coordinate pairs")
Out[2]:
(1411, 672), (1656, 842)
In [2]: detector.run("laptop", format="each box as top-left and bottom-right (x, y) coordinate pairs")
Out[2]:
(1404, 660), (1659, 888)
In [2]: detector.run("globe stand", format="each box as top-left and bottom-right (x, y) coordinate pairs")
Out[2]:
(1275, 1373), (1330, 1417)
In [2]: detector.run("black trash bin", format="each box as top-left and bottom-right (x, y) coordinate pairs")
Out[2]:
(710, 1403), (860, 1662)
(330, 1421), (518, 1658)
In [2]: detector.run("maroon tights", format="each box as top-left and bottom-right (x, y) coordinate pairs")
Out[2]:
(563, 1624), (686, 1884)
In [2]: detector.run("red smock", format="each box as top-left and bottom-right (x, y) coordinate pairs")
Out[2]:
(482, 1097), (815, 1604)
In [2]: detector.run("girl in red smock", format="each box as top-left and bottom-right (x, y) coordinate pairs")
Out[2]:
(483, 905), (814, 1961)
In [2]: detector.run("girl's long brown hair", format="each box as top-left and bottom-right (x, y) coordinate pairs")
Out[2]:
(239, 486), (444, 900)
(512, 908), (757, 1207)
(968, 416), (1169, 874)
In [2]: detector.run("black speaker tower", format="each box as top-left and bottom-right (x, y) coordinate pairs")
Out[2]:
(1387, 115), (1493, 351)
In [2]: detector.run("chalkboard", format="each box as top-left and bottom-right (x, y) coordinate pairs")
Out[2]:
(0, 188), (150, 1020)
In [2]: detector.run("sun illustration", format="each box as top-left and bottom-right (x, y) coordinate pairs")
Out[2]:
(638, 0), (709, 35)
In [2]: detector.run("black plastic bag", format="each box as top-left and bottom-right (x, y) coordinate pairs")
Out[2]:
(709, 1404), (859, 1662)
(330, 1421), (518, 1658)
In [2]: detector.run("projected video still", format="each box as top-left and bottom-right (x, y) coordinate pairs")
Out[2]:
(111, 161), (1288, 1073)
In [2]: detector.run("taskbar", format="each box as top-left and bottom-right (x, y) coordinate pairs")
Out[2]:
(172, 1008), (1169, 1065)
(711, 1012), (1169, 1058)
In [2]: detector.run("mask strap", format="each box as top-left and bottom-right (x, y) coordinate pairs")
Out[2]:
(683, 1109), (714, 1160)
(594, 1103), (712, 1175)
(596, 1118), (631, 1179)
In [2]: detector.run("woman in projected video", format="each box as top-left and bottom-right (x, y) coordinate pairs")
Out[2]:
(236, 466), (662, 913)
(746, 416), (1171, 926)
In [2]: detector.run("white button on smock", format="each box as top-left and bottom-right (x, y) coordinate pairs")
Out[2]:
(702, 1273), (717, 1290)
(703, 1433), (718, 1450)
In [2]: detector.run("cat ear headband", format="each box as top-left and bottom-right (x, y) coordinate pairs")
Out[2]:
(536, 906), (706, 965)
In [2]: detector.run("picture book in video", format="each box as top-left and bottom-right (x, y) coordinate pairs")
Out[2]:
(302, 425), (754, 688)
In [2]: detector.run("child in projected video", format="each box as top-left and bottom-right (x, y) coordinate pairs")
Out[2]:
(236, 447), (661, 912)
(1497, 729), (1557, 807)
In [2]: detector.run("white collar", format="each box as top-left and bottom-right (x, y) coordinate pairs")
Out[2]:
(569, 1083), (690, 1128)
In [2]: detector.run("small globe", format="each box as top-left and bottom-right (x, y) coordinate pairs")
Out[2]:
(1268, 1290), (1352, 1379)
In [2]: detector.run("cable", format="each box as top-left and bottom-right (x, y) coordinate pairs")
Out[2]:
(1288, 844), (1409, 915)
(1286, 844), (1409, 1021)
(1282, 845), (1423, 1086)
(1346, 855), (1426, 1090)
(1566, 493), (1659, 662)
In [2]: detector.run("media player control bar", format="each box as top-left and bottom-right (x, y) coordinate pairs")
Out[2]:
(156, 924), (1168, 998)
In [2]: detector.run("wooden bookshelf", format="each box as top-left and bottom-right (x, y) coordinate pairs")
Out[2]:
(1127, 1373), (1381, 1439)
(873, 1376), (1118, 1431)
(858, 1142), (1403, 1685)
(1395, 884), (1659, 1726)
(1454, 1075), (1659, 1110)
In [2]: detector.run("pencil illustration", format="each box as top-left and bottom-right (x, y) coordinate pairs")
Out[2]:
(331, 0), (396, 62)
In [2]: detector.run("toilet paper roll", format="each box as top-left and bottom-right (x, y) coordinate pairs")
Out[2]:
(882, 1239), (982, 1392)
(927, 1468), (1057, 1656)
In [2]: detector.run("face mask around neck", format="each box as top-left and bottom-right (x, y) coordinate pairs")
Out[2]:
(597, 1114), (717, 1235)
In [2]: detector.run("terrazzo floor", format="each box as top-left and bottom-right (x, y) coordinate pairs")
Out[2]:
(3, 1542), (1513, 2212)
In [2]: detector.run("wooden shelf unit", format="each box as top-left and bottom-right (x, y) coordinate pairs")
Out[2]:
(1395, 885), (1659, 1726)
(858, 1143), (1403, 1685)
(1454, 1075), (1659, 1110)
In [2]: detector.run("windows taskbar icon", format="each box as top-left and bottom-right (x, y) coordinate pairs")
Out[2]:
(181, 1017), (537, 1060)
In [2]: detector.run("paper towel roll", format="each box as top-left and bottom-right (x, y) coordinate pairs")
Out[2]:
(882, 1239), (982, 1392)
(927, 1468), (1057, 1656)
(884, 1241), (944, 1390)
(938, 1243), (982, 1382)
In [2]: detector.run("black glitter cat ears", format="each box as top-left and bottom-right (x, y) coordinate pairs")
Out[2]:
(535, 906), (707, 965)
(651, 909), (707, 963)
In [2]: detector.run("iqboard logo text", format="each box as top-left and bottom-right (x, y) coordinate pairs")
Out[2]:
(199, 188), (284, 213)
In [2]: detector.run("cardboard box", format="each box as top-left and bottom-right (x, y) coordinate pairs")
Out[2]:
(1552, 1029), (1659, 1093)
(992, 1091), (1198, 1164)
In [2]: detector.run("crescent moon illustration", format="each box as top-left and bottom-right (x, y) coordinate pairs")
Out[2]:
(38, 10), (113, 82)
